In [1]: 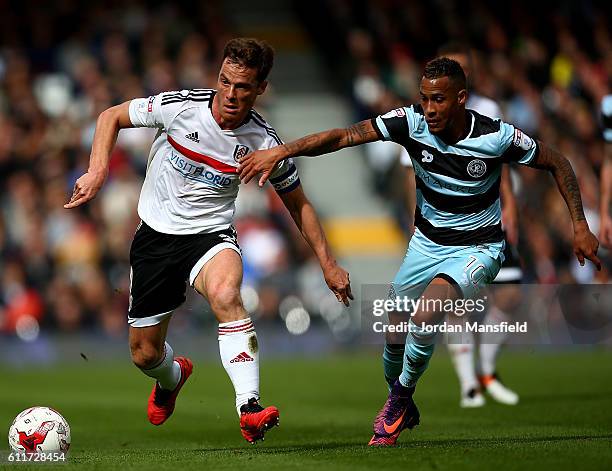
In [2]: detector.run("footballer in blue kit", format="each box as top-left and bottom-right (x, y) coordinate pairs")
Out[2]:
(239, 57), (601, 446)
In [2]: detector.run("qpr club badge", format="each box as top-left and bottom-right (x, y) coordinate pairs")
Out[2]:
(467, 159), (487, 178)
(233, 144), (250, 162)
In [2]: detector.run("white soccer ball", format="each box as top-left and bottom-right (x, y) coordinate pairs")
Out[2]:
(8, 407), (71, 453)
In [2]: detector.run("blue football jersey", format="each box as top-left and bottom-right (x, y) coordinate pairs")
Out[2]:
(372, 105), (538, 259)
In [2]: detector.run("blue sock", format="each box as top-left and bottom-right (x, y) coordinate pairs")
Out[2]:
(399, 320), (437, 388)
(383, 343), (405, 388)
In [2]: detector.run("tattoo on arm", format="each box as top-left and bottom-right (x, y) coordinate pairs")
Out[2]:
(346, 121), (377, 146)
(533, 141), (586, 224)
(283, 132), (343, 157)
(281, 120), (379, 158)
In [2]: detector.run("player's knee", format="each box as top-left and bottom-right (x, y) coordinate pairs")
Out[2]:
(208, 282), (242, 319)
(130, 341), (163, 370)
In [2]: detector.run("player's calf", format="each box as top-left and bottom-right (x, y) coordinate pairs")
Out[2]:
(131, 342), (164, 370)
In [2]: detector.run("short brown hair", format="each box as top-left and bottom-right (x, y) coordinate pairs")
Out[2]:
(222, 38), (274, 83)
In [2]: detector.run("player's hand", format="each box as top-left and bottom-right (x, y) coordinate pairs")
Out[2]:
(64, 169), (108, 208)
(238, 148), (283, 186)
(322, 263), (353, 306)
(598, 213), (612, 249)
(573, 224), (602, 270)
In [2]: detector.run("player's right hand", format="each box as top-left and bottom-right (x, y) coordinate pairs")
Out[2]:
(238, 148), (283, 187)
(64, 169), (108, 208)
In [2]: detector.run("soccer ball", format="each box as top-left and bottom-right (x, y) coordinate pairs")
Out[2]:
(8, 407), (71, 453)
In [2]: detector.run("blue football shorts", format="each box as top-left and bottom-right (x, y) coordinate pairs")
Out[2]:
(391, 240), (502, 301)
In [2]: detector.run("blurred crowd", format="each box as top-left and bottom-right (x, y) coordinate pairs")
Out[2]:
(301, 0), (612, 284)
(0, 1), (335, 339)
(1, 0), (611, 339)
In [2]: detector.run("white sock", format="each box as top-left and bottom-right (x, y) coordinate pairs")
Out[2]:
(141, 342), (181, 391)
(447, 328), (478, 395)
(218, 318), (259, 415)
(479, 306), (511, 376)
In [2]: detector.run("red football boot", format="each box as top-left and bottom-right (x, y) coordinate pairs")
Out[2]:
(239, 398), (280, 443)
(147, 356), (193, 426)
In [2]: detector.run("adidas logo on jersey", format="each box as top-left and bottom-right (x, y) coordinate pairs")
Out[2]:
(185, 131), (199, 143)
(230, 352), (254, 363)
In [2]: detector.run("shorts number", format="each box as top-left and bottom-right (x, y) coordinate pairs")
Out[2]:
(464, 255), (487, 285)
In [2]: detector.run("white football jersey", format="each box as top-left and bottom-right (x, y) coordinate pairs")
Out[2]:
(129, 89), (299, 234)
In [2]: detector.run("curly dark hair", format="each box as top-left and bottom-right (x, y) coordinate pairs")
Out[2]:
(222, 38), (274, 83)
(423, 57), (466, 90)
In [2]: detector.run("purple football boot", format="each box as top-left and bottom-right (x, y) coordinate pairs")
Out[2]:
(369, 380), (420, 447)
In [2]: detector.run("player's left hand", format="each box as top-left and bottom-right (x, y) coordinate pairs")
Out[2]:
(322, 264), (353, 306)
(574, 224), (602, 270)
(238, 148), (283, 186)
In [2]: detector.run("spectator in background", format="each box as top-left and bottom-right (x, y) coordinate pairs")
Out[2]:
(1, 0), (611, 340)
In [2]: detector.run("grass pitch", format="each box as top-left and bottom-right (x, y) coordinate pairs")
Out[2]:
(1, 349), (611, 470)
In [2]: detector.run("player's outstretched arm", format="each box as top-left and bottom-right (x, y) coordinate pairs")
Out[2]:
(238, 119), (380, 186)
(532, 141), (601, 270)
(279, 185), (353, 306)
(64, 101), (133, 208)
(599, 143), (612, 248)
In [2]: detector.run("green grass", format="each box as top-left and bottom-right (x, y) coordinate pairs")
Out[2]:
(1, 350), (611, 470)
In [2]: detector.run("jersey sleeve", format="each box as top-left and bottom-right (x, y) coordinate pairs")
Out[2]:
(129, 91), (192, 130)
(371, 106), (416, 143)
(262, 132), (283, 150)
(499, 122), (538, 166)
(601, 95), (612, 142)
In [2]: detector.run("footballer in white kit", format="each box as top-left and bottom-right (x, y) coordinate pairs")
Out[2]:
(65, 38), (352, 444)
(129, 89), (295, 237)
(126, 89), (299, 320)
